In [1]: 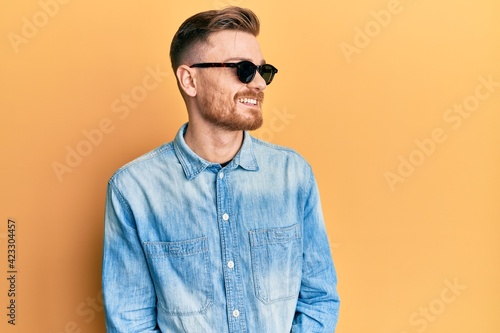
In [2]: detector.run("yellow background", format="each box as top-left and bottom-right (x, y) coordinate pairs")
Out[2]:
(1, 0), (499, 332)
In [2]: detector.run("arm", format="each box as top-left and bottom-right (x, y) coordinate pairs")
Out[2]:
(292, 172), (340, 332)
(102, 181), (161, 333)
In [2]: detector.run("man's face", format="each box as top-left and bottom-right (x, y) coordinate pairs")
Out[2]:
(192, 30), (267, 131)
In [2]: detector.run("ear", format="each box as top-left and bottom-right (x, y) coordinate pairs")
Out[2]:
(176, 65), (197, 97)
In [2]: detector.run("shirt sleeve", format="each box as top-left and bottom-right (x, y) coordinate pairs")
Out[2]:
(292, 170), (340, 332)
(102, 181), (161, 333)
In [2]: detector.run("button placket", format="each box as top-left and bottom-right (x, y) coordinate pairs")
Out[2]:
(216, 169), (247, 331)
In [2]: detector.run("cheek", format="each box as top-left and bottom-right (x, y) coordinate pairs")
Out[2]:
(198, 75), (242, 105)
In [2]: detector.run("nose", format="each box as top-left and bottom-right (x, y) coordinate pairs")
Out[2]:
(247, 71), (267, 91)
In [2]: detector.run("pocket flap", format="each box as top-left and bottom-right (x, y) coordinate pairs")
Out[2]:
(144, 236), (207, 257)
(249, 224), (301, 246)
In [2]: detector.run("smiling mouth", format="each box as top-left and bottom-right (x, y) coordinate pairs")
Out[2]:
(238, 97), (258, 106)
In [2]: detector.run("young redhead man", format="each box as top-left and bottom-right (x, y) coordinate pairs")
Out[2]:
(102, 7), (340, 333)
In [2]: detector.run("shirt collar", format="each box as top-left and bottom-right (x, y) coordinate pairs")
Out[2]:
(173, 123), (259, 180)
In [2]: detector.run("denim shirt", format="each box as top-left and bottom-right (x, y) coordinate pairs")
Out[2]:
(102, 123), (340, 333)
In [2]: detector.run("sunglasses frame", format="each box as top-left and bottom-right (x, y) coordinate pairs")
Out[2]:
(190, 61), (278, 85)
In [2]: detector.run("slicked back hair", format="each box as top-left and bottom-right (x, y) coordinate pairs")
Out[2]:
(170, 7), (260, 72)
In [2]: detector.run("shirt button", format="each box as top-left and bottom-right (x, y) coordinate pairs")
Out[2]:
(219, 172), (224, 179)
(232, 309), (240, 318)
(227, 260), (234, 269)
(222, 213), (229, 221)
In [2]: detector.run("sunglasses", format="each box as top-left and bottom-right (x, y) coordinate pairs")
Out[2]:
(190, 61), (278, 85)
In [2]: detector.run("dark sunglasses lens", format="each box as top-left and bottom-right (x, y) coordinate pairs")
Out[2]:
(238, 61), (257, 83)
(259, 65), (276, 85)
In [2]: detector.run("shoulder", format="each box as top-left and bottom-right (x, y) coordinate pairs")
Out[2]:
(251, 136), (309, 162)
(109, 142), (175, 184)
(252, 137), (313, 183)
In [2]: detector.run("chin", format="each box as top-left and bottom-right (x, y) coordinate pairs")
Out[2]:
(240, 109), (263, 130)
(239, 113), (263, 131)
(245, 119), (263, 131)
(219, 116), (263, 131)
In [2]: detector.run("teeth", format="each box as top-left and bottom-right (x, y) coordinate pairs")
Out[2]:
(239, 98), (257, 105)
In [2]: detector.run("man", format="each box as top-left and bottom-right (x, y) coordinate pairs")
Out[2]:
(102, 6), (339, 333)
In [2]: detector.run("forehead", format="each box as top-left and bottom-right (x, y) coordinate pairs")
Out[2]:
(202, 30), (264, 63)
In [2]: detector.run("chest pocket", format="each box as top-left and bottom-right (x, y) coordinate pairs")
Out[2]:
(144, 236), (213, 315)
(249, 223), (302, 304)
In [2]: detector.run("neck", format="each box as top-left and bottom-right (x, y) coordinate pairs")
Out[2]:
(184, 121), (244, 164)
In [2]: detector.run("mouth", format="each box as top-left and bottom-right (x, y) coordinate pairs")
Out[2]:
(238, 97), (259, 107)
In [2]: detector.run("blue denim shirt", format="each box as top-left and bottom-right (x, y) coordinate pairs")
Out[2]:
(102, 123), (340, 333)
